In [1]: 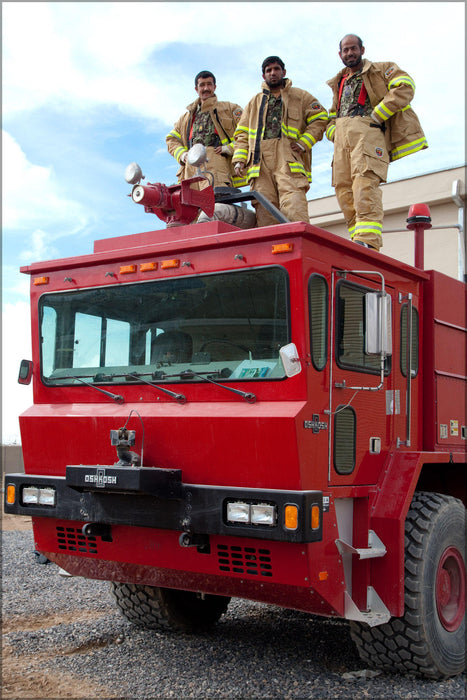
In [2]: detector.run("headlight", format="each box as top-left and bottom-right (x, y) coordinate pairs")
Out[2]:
(226, 500), (277, 527)
(251, 504), (276, 526)
(226, 502), (250, 523)
(21, 486), (56, 507)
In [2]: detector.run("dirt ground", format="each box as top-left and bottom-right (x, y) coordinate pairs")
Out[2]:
(2, 509), (113, 699)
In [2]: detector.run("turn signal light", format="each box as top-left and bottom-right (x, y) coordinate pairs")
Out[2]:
(311, 504), (320, 530)
(284, 504), (298, 530)
(33, 276), (49, 286)
(161, 259), (180, 269)
(6, 484), (16, 504)
(272, 243), (293, 255)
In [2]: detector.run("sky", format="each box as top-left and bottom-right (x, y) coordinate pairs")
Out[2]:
(2, 1), (465, 443)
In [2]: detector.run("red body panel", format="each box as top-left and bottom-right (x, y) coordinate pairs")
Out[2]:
(12, 218), (466, 621)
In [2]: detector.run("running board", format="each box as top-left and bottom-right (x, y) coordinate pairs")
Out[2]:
(344, 586), (391, 626)
(335, 529), (386, 559)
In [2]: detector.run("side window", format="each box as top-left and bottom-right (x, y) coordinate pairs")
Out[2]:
(336, 281), (390, 374)
(400, 305), (419, 377)
(308, 275), (328, 370)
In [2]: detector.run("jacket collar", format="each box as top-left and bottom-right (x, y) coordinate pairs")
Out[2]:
(186, 95), (218, 112)
(327, 59), (371, 88)
(260, 77), (292, 95)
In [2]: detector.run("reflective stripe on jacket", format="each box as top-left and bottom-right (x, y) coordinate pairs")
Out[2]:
(232, 79), (327, 182)
(326, 59), (428, 162)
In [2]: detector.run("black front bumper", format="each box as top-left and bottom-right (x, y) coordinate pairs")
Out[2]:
(4, 465), (322, 544)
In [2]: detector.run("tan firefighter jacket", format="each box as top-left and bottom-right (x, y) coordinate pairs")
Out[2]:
(326, 59), (428, 161)
(166, 95), (243, 181)
(232, 79), (328, 182)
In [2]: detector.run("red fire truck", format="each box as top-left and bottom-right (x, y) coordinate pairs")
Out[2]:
(5, 160), (466, 679)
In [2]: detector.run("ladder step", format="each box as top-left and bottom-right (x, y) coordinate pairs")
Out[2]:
(335, 529), (386, 560)
(344, 587), (391, 626)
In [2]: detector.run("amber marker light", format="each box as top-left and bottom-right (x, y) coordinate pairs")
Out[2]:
(161, 259), (180, 269)
(6, 484), (16, 505)
(318, 571), (328, 581)
(271, 243), (293, 254)
(140, 262), (158, 272)
(311, 504), (320, 530)
(284, 504), (298, 530)
(119, 264), (137, 274)
(33, 276), (49, 286)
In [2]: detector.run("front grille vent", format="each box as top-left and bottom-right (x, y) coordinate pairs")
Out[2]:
(217, 543), (273, 577)
(56, 526), (98, 554)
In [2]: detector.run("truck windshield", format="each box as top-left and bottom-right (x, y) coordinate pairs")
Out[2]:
(40, 267), (290, 385)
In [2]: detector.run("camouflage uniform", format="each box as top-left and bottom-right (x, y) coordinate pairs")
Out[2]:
(191, 106), (222, 148)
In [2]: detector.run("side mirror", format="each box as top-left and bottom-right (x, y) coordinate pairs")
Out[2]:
(279, 343), (302, 377)
(18, 359), (33, 385)
(365, 292), (392, 356)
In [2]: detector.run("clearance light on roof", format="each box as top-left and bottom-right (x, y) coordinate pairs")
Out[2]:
(33, 276), (49, 286)
(140, 262), (158, 272)
(161, 259), (180, 269)
(272, 243), (293, 255)
(120, 264), (137, 274)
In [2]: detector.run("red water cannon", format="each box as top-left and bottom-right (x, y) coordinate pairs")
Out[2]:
(131, 177), (215, 227)
(406, 203), (432, 270)
(125, 147), (215, 227)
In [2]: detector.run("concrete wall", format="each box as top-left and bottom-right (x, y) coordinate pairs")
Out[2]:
(308, 166), (466, 280)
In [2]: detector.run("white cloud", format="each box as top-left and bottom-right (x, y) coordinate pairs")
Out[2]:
(1, 301), (33, 444)
(2, 131), (89, 235)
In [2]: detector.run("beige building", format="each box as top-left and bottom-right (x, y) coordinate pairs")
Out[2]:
(308, 165), (466, 281)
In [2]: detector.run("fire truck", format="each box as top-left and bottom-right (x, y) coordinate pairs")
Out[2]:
(5, 150), (466, 679)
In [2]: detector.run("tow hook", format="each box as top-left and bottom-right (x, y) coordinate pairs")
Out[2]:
(82, 522), (113, 542)
(179, 532), (210, 554)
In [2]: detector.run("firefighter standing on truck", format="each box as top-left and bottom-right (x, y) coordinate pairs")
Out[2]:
(232, 56), (327, 227)
(326, 34), (428, 251)
(166, 70), (243, 189)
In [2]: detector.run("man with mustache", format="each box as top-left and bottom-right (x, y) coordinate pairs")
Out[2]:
(166, 70), (243, 188)
(326, 34), (428, 250)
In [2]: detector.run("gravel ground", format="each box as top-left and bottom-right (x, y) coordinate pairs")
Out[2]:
(2, 526), (465, 699)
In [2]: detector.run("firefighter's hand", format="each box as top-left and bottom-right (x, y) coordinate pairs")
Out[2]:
(180, 152), (188, 163)
(234, 162), (245, 176)
(291, 141), (306, 153)
(215, 145), (231, 155)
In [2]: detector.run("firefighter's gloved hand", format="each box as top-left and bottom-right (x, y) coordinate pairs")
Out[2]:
(221, 145), (231, 155)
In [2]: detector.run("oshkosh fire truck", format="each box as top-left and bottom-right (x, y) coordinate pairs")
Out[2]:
(5, 154), (466, 679)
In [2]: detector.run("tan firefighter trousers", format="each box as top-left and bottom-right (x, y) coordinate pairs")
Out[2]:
(332, 116), (389, 250)
(250, 139), (310, 228)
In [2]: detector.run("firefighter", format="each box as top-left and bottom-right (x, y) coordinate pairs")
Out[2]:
(326, 34), (428, 250)
(166, 70), (243, 189)
(232, 56), (327, 227)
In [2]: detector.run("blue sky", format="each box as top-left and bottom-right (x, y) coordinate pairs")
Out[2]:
(2, 1), (465, 442)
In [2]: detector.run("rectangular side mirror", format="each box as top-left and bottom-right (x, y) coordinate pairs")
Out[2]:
(365, 293), (392, 356)
(279, 343), (302, 377)
(18, 359), (33, 385)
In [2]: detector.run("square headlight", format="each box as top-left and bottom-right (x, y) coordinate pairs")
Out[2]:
(38, 487), (56, 506)
(251, 504), (276, 526)
(22, 487), (40, 505)
(226, 502), (250, 523)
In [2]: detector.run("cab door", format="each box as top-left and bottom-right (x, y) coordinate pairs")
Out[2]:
(328, 269), (395, 487)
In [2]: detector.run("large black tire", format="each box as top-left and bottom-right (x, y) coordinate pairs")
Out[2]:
(350, 491), (466, 678)
(111, 582), (230, 632)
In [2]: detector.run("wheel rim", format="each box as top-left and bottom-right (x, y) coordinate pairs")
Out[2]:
(435, 546), (466, 631)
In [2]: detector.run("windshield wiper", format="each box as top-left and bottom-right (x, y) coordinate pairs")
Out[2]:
(180, 370), (256, 403)
(56, 375), (125, 403)
(125, 374), (186, 404)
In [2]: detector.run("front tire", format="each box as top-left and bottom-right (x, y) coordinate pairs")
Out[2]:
(111, 582), (230, 632)
(350, 491), (466, 678)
